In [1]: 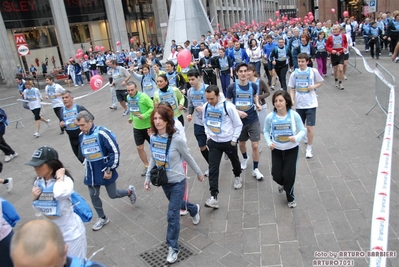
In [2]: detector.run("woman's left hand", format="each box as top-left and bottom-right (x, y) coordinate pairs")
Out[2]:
(288, 136), (296, 143)
(55, 168), (65, 179)
(197, 175), (204, 182)
(144, 181), (151, 191)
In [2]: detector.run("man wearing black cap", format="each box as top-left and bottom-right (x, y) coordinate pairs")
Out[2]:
(76, 111), (137, 231)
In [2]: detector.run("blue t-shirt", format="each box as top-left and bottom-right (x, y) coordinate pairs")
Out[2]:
(226, 82), (259, 125)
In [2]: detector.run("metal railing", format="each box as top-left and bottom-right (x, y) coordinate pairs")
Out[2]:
(366, 63), (399, 137)
(368, 63), (396, 267)
(0, 96), (25, 128)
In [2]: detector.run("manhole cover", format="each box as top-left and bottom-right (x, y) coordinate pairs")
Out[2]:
(138, 241), (195, 266)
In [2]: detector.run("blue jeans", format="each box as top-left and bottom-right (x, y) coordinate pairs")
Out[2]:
(219, 72), (231, 96)
(364, 36), (370, 50)
(249, 61), (261, 76)
(162, 178), (198, 251)
(88, 182), (129, 218)
(75, 74), (84, 85)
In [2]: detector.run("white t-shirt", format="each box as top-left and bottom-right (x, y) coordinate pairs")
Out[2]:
(45, 83), (65, 108)
(23, 88), (42, 110)
(288, 67), (324, 109)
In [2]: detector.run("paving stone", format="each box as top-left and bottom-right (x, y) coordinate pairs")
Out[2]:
(1, 53), (398, 266)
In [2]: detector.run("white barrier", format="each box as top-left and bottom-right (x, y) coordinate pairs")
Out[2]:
(351, 47), (396, 267)
(369, 82), (395, 267)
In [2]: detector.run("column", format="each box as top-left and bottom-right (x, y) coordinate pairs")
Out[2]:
(240, 0), (245, 23)
(0, 12), (18, 87)
(153, 0), (169, 46)
(103, 0), (129, 52)
(229, 0), (235, 29)
(209, 0), (218, 30)
(49, 0), (74, 64)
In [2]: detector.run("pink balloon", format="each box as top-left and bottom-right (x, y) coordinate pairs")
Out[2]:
(78, 52), (83, 57)
(94, 46), (99, 51)
(331, 8), (335, 13)
(100, 46), (105, 52)
(75, 53), (81, 59)
(308, 12), (313, 16)
(130, 37), (135, 44)
(304, 16), (308, 19)
(83, 54), (89, 60)
(177, 49), (192, 68)
(275, 11), (280, 17)
(343, 11), (349, 17)
(77, 48), (83, 53)
(88, 48), (92, 52)
(309, 16), (314, 21)
(116, 41), (121, 46)
(217, 23), (220, 27)
(298, 18), (302, 22)
(90, 75), (103, 91)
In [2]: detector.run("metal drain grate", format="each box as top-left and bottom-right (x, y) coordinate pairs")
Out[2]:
(138, 242), (195, 266)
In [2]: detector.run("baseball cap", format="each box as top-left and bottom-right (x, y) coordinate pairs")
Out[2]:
(25, 146), (58, 167)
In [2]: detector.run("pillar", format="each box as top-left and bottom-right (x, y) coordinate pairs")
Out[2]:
(49, 0), (75, 64)
(0, 12), (18, 87)
(103, 0), (129, 52)
(209, 0), (218, 29)
(153, 0), (169, 46)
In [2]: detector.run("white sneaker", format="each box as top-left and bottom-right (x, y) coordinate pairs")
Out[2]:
(180, 209), (188, 216)
(306, 148), (313, 158)
(46, 119), (51, 127)
(128, 185), (137, 204)
(204, 169), (209, 177)
(4, 155), (11, 162)
(252, 168), (264, 180)
(33, 132), (40, 138)
(389, 52), (392, 56)
(395, 57), (399, 63)
(339, 83), (344, 90)
(240, 157), (249, 170)
(288, 200), (297, 208)
(166, 247), (179, 264)
(4, 178), (13, 192)
(344, 75), (348, 80)
(204, 196), (219, 209)
(123, 109), (129, 116)
(92, 216), (110, 231)
(191, 204), (200, 225)
(234, 176), (242, 189)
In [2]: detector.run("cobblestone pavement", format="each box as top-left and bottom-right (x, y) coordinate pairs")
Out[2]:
(1, 49), (398, 266)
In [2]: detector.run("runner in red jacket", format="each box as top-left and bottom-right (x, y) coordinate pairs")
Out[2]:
(326, 24), (348, 90)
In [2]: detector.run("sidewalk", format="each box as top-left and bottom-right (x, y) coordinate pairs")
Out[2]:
(0, 49), (398, 266)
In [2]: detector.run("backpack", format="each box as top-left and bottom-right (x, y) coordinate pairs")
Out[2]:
(71, 191), (93, 223)
(204, 101), (229, 117)
(1, 198), (20, 227)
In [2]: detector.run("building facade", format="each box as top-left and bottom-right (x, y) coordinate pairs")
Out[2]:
(298, 0), (397, 23)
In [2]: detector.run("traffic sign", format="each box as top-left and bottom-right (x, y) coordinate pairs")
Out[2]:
(17, 44), (30, 56)
(369, 0), (376, 12)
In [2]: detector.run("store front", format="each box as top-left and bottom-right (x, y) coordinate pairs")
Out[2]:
(122, 0), (157, 49)
(1, 0), (112, 74)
